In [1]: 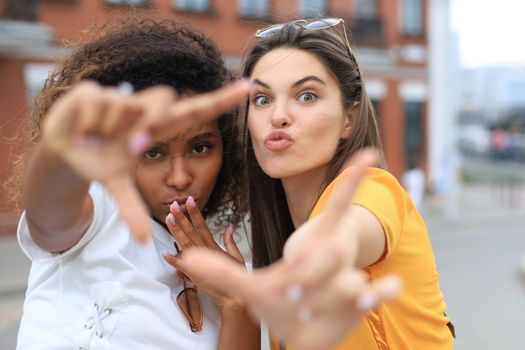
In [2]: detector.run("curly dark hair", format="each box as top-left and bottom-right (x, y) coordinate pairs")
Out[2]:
(9, 12), (246, 226)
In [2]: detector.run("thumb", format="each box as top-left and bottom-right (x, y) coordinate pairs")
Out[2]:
(223, 224), (244, 264)
(103, 174), (151, 244)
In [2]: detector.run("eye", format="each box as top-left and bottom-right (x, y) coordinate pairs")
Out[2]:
(144, 149), (162, 160)
(253, 94), (272, 106)
(298, 91), (317, 103)
(191, 144), (211, 155)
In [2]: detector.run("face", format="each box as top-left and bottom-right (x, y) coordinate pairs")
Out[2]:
(247, 47), (351, 180)
(134, 118), (223, 225)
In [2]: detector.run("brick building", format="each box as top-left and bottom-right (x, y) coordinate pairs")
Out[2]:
(0, 0), (429, 235)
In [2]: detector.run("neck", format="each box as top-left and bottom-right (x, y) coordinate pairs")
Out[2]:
(281, 166), (328, 228)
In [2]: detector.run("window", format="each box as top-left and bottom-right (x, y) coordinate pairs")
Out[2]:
(402, 0), (422, 36)
(299, 0), (325, 18)
(4, 0), (39, 21)
(405, 101), (423, 164)
(175, 0), (209, 12)
(355, 0), (378, 19)
(24, 64), (54, 101)
(105, 0), (146, 6)
(239, 0), (269, 17)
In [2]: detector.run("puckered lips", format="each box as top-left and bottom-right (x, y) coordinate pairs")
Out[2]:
(264, 130), (293, 151)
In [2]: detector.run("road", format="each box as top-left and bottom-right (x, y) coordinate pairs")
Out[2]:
(1, 183), (525, 349)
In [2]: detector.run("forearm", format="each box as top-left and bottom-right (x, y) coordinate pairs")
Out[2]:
(23, 141), (92, 252)
(218, 300), (260, 350)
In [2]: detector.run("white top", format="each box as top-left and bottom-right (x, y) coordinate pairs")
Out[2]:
(17, 182), (221, 350)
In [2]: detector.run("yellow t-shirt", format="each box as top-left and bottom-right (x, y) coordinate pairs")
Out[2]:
(271, 167), (453, 350)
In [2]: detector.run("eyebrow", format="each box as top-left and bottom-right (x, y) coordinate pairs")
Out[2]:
(253, 75), (326, 90)
(188, 131), (221, 143)
(152, 131), (220, 148)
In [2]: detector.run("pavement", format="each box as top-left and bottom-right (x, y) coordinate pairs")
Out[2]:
(1, 182), (525, 349)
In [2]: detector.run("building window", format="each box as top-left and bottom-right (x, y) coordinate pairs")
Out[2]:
(239, 0), (269, 18)
(402, 0), (422, 36)
(105, 0), (146, 6)
(405, 101), (423, 164)
(24, 63), (54, 101)
(4, 0), (39, 21)
(175, 0), (210, 12)
(299, 0), (325, 18)
(355, 0), (378, 19)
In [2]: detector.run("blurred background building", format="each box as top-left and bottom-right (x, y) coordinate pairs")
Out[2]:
(2, 1), (525, 349)
(0, 0), (435, 236)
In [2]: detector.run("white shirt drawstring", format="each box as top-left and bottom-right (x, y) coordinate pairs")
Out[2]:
(84, 303), (112, 338)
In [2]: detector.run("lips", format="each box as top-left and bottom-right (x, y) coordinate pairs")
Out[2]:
(264, 131), (293, 151)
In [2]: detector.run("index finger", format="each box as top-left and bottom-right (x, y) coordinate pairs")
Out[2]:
(153, 80), (250, 139)
(320, 148), (377, 225)
(103, 174), (151, 244)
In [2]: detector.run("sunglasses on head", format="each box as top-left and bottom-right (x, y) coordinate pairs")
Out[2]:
(255, 17), (355, 60)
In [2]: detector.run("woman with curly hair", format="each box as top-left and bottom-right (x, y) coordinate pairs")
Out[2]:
(16, 13), (259, 349)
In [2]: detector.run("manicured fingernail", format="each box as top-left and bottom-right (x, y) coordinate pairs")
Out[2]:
(171, 201), (181, 214)
(128, 131), (151, 155)
(297, 307), (313, 323)
(226, 223), (234, 236)
(357, 292), (378, 311)
(187, 196), (196, 208)
(286, 284), (304, 302)
(117, 81), (134, 95)
(167, 213), (176, 225)
(77, 135), (102, 148)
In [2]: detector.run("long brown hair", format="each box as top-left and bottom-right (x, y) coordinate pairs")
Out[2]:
(242, 20), (385, 267)
(7, 12), (246, 226)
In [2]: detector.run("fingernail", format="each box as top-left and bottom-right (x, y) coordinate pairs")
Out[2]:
(297, 307), (313, 323)
(77, 135), (102, 148)
(357, 292), (378, 311)
(171, 201), (181, 214)
(236, 78), (251, 86)
(286, 284), (304, 302)
(226, 223), (234, 236)
(167, 213), (176, 225)
(128, 131), (151, 155)
(187, 196), (196, 209)
(117, 81), (134, 95)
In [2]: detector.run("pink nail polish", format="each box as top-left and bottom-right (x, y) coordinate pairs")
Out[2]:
(167, 213), (176, 225)
(171, 201), (181, 214)
(187, 196), (196, 208)
(129, 131), (151, 154)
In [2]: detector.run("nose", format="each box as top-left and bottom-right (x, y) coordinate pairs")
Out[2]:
(166, 156), (192, 191)
(270, 100), (292, 128)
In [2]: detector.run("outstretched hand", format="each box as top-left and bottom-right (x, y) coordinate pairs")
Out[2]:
(42, 80), (250, 244)
(172, 150), (402, 350)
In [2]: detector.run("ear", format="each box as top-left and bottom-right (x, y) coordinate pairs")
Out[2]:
(341, 101), (359, 140)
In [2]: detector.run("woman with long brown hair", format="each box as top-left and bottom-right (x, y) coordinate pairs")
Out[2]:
(178, 18), (454, 350)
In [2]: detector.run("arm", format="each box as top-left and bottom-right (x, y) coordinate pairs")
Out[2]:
(218, 300), (261, 350)
(169, 150), (402, 350)
(23, 140), (93, 253)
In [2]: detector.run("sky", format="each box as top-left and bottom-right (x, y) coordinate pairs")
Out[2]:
(451, 0), (525, 68)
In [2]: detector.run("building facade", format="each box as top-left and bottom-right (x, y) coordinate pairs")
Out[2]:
(0, 0), (429, 235)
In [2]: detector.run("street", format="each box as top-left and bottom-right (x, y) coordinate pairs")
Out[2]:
(1, 184), (525, 349)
